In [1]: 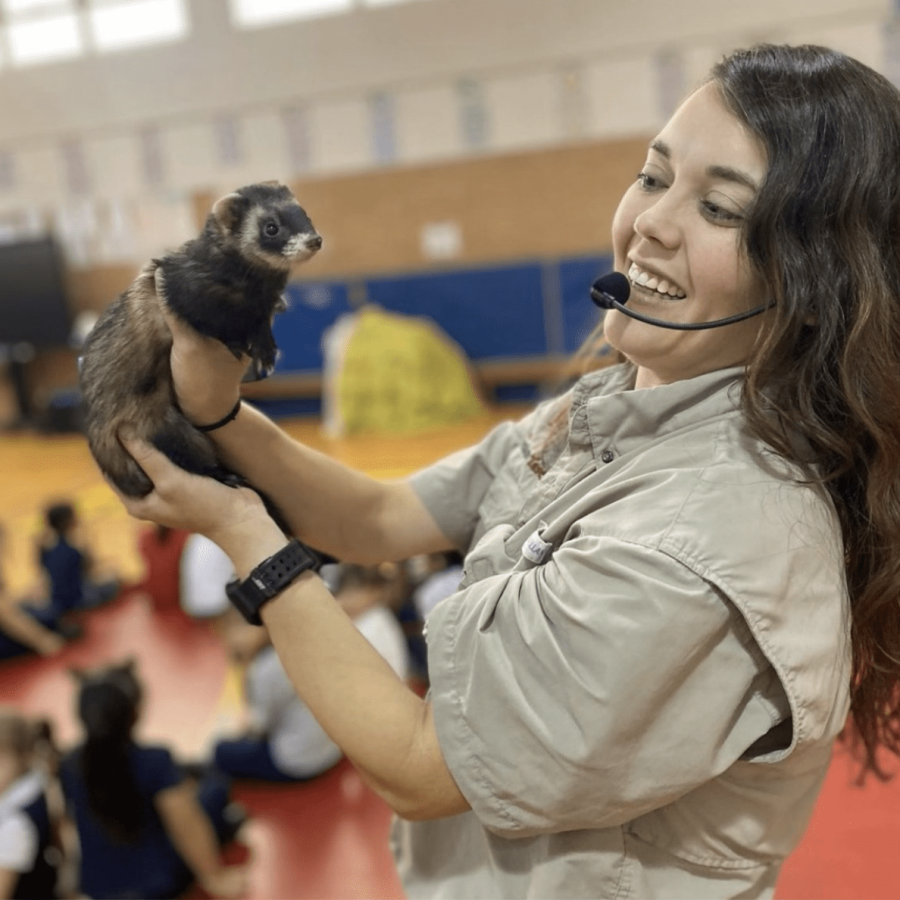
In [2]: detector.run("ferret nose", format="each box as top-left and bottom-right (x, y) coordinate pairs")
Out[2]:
(307, 234), (323, 250)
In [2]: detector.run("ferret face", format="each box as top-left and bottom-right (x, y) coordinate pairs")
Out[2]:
(213, 182), (323, 271)
(244, 199), (321, 269)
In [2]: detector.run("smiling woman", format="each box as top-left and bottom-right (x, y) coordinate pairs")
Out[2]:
(605, 81), (770, 387)
(108, 43), (900, 900)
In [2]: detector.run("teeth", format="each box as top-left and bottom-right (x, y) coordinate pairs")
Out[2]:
(628, 263), (685, 299)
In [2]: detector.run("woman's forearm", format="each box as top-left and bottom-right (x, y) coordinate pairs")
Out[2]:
(260, 569), (468, 820)
(209, 402), (452, 563)
(215, 513), (465, 819)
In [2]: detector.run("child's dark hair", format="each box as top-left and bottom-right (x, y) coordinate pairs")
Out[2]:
(73, 660), (145, 843)
(45, 502), (76, 536)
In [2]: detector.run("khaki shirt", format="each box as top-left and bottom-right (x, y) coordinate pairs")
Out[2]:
(392, 364), (851, 899)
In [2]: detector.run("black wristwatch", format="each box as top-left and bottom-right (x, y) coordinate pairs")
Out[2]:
(226, 539), (324, 625)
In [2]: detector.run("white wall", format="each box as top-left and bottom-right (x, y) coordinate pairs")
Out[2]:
(0, 0), (889, 264)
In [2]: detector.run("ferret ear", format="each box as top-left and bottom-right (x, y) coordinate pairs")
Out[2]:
(211, 192), (248, 233)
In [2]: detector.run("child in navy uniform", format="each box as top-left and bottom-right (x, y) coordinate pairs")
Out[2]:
(37, 501), (119, 619)
(0, 710), (62, 900)
(60, 660), (247, 900)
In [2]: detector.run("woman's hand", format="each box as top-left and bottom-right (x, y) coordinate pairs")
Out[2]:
(114, 438), (287, 573)
(157, 296), (250, 427)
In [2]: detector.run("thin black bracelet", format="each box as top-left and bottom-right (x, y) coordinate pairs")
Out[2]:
(195, 399), (242, 433)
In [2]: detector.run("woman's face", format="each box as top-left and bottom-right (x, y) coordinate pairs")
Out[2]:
(605, 82), (770, 388)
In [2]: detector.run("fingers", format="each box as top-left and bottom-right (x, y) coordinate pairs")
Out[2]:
(108, 437), (189, 525)
(118, 435), (167, 479)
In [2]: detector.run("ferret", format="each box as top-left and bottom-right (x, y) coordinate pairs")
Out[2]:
(79, 181), (321, 502)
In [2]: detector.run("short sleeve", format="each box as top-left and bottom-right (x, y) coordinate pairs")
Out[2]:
(0, 812), (37, 872)
(426, 531), (787, 838)
(132, 746), (183, 797)
(408, 420), (523, 551)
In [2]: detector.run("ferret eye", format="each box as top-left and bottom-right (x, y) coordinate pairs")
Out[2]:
(264, 222), (279, 236)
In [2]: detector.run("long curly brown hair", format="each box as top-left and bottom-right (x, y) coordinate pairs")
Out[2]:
(709, 44), (900, 777)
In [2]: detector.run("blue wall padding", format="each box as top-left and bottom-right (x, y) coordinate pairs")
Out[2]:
(559, 254), (613, 353)
(273, 280), (353, 372)
(364, 263), (548, 360)
(246, 396), (322, 418)
(271, 253), (614, 374)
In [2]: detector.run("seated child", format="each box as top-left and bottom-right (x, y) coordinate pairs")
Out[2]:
(59, 659), (247, 900)
(36, 501), (119, 619)
(0, 709), (63, 900)
(133, 525), (190, 615)
(0, 522), (67, 662)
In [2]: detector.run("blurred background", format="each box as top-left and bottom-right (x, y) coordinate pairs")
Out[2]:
(0, 3), (898, 899)
(0, 0), (890, 425)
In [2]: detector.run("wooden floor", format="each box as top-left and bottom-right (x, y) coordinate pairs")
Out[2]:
(2, 406), (900, 899)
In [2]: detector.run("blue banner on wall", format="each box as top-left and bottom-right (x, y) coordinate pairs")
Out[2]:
(272, 252), (614, 375)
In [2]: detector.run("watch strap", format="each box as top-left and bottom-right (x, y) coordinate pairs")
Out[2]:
(226, 539), (322, 625)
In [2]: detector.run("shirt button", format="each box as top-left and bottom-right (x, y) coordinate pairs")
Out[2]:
(600, 450), (615, 463)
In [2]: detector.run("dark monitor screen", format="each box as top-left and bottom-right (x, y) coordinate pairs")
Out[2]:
(0, 236), (71, 348)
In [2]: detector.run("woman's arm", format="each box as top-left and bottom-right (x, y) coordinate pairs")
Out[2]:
(155, 781), (247, 899)
(261, 571), (468, 819)
(119, 439), (469, 820)
(212, 404), (450, 563)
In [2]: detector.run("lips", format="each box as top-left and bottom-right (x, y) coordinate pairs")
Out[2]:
(628, 262), (686, 299)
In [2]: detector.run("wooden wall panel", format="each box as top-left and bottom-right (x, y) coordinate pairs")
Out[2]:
(63, 136), (648, 313)
(287, 137), (646, 279)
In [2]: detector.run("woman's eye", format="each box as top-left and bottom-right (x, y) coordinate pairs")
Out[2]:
(701, 200), (743, 224)
(264, 222), (280, 236)
(637, 171), (664, 191)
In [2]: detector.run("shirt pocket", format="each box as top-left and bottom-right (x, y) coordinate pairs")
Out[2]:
(459, 523), (517, 588)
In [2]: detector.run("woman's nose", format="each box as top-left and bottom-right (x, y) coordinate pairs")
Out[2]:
(633, 194), (681, 249)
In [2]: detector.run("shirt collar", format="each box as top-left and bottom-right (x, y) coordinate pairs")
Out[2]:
(569, 364), (745, 456)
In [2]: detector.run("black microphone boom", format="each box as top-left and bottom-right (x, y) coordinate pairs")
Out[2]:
(590, 272), (773, 331)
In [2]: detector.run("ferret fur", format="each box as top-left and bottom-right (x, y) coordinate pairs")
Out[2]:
(79, 181), (321, 500)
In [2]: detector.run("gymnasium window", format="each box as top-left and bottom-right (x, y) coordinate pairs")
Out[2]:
(89, 0), (188, 53)
(0, 0), (189, 66)
(229, 0), (434, 30)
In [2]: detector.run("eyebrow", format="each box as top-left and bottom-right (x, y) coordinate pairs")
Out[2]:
(649, 139), (759, 192)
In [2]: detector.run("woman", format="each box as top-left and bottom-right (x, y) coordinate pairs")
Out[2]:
(114, 44), (900, 898)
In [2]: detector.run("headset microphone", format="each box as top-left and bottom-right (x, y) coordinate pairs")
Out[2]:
(590, 272), (773, 331)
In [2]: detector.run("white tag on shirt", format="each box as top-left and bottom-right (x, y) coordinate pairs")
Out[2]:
(522, 529), (552, 564)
